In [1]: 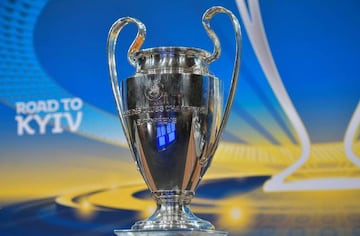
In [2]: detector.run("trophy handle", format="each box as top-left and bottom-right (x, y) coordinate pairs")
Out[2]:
(107, 17), (146, 149)
(202, 6), (242, 158)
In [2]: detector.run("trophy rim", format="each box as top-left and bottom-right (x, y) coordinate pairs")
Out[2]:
(133, 46), (211, 60)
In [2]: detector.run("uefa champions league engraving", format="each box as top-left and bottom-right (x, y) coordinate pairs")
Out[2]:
(107, 6), (241, 235)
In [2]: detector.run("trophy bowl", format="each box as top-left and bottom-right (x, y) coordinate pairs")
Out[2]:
(107, 6), (241, 235)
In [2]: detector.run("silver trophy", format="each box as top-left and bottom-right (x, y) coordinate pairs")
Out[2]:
(107, 6), (241, 236)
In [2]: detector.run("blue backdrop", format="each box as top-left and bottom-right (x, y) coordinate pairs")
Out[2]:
(1, 0), (360, 235)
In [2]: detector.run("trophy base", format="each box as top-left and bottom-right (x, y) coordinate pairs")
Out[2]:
(114, 229), (228, 236)
(114, 192), (226, 235)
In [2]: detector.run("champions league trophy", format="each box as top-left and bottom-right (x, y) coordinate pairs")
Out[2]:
(107, 6), (241, 236)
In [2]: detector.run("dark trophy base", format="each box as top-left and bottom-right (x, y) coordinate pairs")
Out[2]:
(114, 229), (228, 236)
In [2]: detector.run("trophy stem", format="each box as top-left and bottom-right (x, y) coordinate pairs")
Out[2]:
(131, 190), (215, 231)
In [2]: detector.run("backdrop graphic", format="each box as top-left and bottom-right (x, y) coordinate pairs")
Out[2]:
(1, 0), (360, 235)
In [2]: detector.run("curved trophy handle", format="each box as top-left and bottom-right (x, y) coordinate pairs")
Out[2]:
(107, 17), (146, 112)
(107, 17), (146, 150)
(108, 17), (146, 68)
(202, 6), (242, 158)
